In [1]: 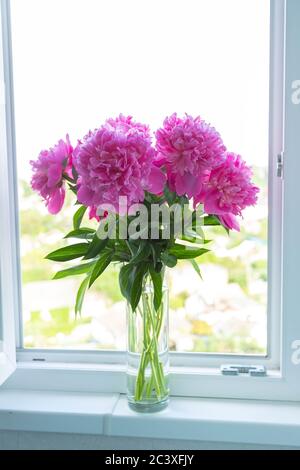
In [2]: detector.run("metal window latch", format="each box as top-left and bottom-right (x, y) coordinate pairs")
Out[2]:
(221, 365), (267, 377)
(277, 152), (284, 178)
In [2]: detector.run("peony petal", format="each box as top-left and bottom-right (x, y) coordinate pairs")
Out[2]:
(155, 113), (226, 194)
(193, 188), (206, 208)
(47, 188), (65, 214)
(88, 206), (100, 222)
(145, 165), (166, 194)
(203, 189), (222, 214)
(175, 172), (203, 198)
(154, 153), (168, 167)
(47, 164), (63, 187)
(30, 136), (74, 212)
(166, 170), (176, 193)
(72, 115), (157, 214)
(88, 206), (108, 222)
(77, 185), (95, 206)
(219, 213), (240, 231)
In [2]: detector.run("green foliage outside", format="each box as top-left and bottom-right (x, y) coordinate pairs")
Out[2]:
(20, 166), (268, 354)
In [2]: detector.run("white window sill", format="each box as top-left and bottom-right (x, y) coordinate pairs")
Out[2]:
(0, 389), (300, 447)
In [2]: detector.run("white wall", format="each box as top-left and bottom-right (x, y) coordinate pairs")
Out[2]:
(0, 431), (299, 450)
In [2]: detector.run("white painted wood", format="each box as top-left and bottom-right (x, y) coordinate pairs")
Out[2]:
(1, 390), (300, 447)
(280, 0), (300, 398)
(109, 395), (300, 447)
(0, 0), (16, 386)
(0, 390), (118, 434)
(3, 361), (296, 401)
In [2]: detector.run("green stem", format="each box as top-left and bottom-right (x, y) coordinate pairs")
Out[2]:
(145, 375), (154, 398)
(134, 304), (151, 401)
(147, 299), (167, 397)
(145, 296), (162, 398)
(132, 282), (167, 403)
(125, 240), (134, 256)
(62, 173), (75, 184)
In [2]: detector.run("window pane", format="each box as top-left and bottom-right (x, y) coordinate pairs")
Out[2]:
(11, 0), (269, 353)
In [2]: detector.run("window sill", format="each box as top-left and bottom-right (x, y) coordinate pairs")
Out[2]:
(0, 389), (300, 447)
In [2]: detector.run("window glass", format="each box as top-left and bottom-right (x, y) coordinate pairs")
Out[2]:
(11, 0), (269, 353)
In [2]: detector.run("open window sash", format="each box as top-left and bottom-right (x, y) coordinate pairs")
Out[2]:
(0, 0), (17, 386)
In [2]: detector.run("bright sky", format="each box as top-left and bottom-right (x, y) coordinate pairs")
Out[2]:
(10, 0), (270, 179)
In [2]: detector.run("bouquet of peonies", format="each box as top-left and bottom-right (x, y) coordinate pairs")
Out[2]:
(31, 113), (259, 410)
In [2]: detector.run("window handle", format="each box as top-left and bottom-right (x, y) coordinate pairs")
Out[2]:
(221, 365), (267, 377)
(277, 152), (284, 178)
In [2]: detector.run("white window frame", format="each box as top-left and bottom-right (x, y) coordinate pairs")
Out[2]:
(0, 0), (16, 386)
(1, 0), (300, 402)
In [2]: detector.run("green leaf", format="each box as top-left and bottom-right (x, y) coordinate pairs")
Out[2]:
(161, 251), (177, 268)
(111, 252), (131, 262)
(191, 216), (205, 239)
(68, 183), (77, 195)
(203, 215), (220, 226)
(64, 227), (95, 240)
(111, 239), (131, 262)
(45, 243), (89, 262)
(73, 206), (87, 230)
(164, 186), (177, 205)
(89, 251), (114, 287)
(154, 262), (163, 273)
(149, 266), (163, 311)
(83, 234), (109, 260)
(144, 192), (165, 204)
(125, 239), (137, 256)
(119, 264), (134, 300)
(63, 173), (75, 184)
(119, 263), (148, 311)
(203, 215), (229, 234)
(130, 264), (148, 312)
(75, 275), (90, 316)
(53, 261), (96, 279)
(150, 243), (160, 269)
(180, 228), (205, 244)
(72, 166), (78, 181)
(178, 195), (189, 207)
(129, 240), (151, 264)
(189, 259), (203, 280)
(168, 244), (209, 260)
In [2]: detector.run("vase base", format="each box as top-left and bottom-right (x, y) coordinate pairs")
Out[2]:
(128, 397), (169, 413)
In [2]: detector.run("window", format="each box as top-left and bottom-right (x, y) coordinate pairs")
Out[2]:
(0, 0), (16, 385)
(1, 0), (300, 402)
(11, 0), (271, 356)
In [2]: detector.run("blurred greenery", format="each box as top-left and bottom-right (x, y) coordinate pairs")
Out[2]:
(92, 265), (123, 304)
(22, 247), (55, 282)
(193, 336), (265, 354)
(190, 319), (213, 336)
(170, 291), (189, 310)
(25, 307), (91, 348)
(20, 165), (268, 353)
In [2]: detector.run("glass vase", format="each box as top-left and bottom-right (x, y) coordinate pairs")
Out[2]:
(126, 276), (169, 412)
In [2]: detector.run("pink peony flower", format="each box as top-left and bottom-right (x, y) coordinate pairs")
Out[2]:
(73, 115), (166, 213)
(30, 135), (73, 214)
(199, 152), (259, 231)
(155, 113), (226, 198)
(88, 206), (108, 222)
